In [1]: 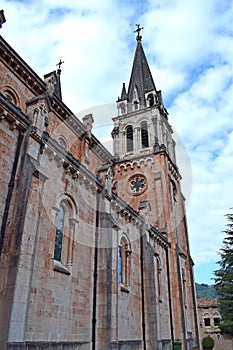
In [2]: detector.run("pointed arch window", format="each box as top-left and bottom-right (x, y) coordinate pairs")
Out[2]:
(54, 205), (65, 262)
(53, 196), (78, 273)
(126, 125), (134, 152)
(170, 180), (177, 208)
(141, 122), (149, 148)
(118, 237), (131, 286)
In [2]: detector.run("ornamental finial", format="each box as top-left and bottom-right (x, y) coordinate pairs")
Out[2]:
(56, 58), (64, 75)
(134, 24), (144, 41)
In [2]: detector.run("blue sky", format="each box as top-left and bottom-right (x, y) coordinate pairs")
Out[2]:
(2, 0), (233, 284)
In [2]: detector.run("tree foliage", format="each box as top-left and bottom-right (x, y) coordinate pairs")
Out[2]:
(202, 336), (215, 349)
(214, 212), (233, 335)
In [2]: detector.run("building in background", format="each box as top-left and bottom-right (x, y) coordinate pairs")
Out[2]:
(197, 298), (233, 350)
(0, 23), (199, 350)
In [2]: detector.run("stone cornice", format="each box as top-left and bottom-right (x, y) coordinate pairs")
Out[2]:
(149, 226), (170, 248)
(0, 92), (30, 131)
(116, 156), (154, 171)
(0, 35), (45, 96)
(112, 104), (158, 122)
(26, 95), (113, 163)
(41, 131), (102, 191)
(111, 192), (144, 225)
(168, 159), (182, 181)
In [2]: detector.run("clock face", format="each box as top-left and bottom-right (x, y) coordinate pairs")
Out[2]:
(128, 174), (147, 195)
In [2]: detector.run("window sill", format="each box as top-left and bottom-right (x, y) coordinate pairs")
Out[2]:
(120, 284), (130, 293)
(53, 260), (71, 275)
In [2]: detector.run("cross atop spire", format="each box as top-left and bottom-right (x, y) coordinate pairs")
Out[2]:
(134, 24), (144, 41)
(56, 58), (64, 75)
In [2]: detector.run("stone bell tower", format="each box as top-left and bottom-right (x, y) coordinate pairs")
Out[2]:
(112, 26), (199, 349)
(112, 25), (177, 228)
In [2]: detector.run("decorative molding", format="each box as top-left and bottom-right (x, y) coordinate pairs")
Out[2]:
(117, 157), (154, 171)
(148, 226), (170, 249)
(0, 93), (30, 131)
(0, 38), (45, 96)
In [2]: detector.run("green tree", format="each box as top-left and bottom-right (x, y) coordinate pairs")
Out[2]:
(202, 336), (215, 349)
(214, 211), (233, 335)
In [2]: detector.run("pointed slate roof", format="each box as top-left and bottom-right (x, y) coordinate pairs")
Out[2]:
(127, 39), (156, 107)
(120, 82), (127, 100)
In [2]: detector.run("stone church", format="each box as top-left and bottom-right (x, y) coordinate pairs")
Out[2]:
(0, 21), (199, 350)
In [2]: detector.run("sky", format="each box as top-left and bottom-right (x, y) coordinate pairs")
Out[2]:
(1, 0), (233, 284)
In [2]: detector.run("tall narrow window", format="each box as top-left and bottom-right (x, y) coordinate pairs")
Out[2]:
(54, 206), (65, 261)
(118, 246), (123, 283)
(204, 317), (211, 327)
(141, 122), (149, 148)
(182, 268), (187, 307)
(170, 180), (177, 209)
(156, 257), (162, 299)
(118, 237), (131, 285)
(126, 125), (133, 152)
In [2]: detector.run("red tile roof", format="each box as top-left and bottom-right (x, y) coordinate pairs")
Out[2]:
(197, 298), (219, 307)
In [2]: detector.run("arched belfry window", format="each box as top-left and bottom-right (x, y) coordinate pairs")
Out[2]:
(54, 205), (65, 261)
(126, 125), (133, 152)
(118, 236), (131, 285)
(148, 93), (155, 107)
(141, 122), (149, 148)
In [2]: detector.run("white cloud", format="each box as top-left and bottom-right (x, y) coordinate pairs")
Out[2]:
(1, 0), (233, 284)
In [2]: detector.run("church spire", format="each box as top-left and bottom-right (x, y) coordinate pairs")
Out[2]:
(127, 25), (157, 108)
(117, 25), (168, 117)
